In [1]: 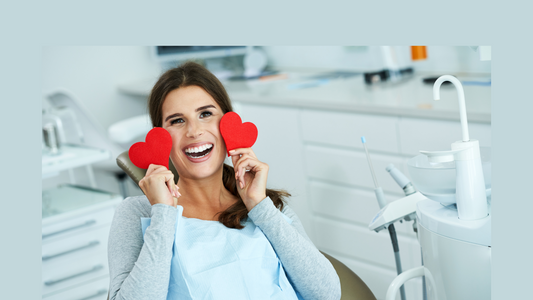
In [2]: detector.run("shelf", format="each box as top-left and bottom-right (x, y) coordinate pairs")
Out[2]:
(42, 144), (110, 178)
(42, 184), (122, 220)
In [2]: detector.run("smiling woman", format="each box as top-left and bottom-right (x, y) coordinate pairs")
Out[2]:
(107, 62), (341, 300)
(149, 63), (288, 227)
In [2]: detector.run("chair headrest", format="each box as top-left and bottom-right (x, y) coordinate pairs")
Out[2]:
(116, 151), (179, 186)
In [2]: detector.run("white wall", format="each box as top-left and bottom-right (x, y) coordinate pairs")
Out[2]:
(42, 46), (162, 130)
(262, 46), (491, 74)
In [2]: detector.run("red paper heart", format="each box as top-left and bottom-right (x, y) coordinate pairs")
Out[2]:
(129, 127), (173, 169)
(220, 112), (258, 156)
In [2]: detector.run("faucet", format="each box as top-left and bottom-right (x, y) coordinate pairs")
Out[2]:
(434, 75), (470, 142)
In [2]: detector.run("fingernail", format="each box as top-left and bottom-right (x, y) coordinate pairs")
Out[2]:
(229, 150), (235, 153)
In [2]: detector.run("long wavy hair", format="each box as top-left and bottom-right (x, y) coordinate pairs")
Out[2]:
(148, 61), (290, 229)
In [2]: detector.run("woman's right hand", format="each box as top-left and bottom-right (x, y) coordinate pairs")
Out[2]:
(138, 164), (180, 207)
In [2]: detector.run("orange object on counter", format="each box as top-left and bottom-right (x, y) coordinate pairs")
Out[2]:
(411, 46), (427, 60)
(259, 73), (288, 81)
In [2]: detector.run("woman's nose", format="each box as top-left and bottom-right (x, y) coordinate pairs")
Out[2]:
(186, 121), (204, 139)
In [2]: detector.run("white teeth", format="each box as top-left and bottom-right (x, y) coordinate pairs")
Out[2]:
(185, 144), (213, 154)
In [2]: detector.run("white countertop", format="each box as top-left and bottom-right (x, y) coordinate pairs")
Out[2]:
(118, 71), (491, 123)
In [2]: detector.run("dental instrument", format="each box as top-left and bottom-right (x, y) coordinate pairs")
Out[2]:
(361, 136), (406, 300)
(385, 164), (427, 300)
(361, 136), (386, 209)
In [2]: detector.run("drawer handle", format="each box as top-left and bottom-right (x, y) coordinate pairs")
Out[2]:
(42, 220), (96, 239)
(44, 264), (103, 286)
(75, 289), (108, 300)
(42, 240), (100, 261)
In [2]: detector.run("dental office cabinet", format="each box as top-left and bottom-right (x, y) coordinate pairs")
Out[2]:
(118, 72), (490, 300)
(42, 145), (122, 299)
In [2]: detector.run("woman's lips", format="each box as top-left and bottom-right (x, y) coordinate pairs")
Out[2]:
(182, 143), (214, 163)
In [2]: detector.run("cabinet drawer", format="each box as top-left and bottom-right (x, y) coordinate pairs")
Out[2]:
(42, 205), (115, 243)
(398, 117), (491, 156)
(301, 109), (399, 153)
(313, 217), (420, 271)
(309, 180), (416, 235)
(43, 276), (109, 300)
(304, 145), (407, 194)
(42, 225), (110, 273)
(42, 252), (109, 296)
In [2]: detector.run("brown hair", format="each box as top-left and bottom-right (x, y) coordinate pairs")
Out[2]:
(148, 61), (289, 229)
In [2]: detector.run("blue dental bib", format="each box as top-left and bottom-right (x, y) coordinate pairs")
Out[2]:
(141, 206), (299, 300)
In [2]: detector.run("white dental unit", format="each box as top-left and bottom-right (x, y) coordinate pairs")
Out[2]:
(369, 75), (491, 300)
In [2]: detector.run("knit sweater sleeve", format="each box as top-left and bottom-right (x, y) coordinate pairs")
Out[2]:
(107, 196), (178, 300)
(247, 197), (341, 300)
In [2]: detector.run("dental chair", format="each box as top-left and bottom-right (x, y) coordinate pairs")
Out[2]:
(115, 151), (377, 300)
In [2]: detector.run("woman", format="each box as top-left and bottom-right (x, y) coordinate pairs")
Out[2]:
(108, 62), (341, 300)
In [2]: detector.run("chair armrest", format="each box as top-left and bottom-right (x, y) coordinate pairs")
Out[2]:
(320, 251), (377, 300)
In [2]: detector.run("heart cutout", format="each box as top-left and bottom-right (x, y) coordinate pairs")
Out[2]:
(220, 112), (258, 156)
(129, 127), (173, 169)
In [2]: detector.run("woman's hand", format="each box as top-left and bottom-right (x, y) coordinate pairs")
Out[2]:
(230, 148), (268, 211)
(138, 164), (180, 207)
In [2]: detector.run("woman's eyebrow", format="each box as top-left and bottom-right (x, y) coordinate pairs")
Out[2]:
(164, 105), (217, 122)
(165, 112), (183, 122)
(195, 105), (216, 112)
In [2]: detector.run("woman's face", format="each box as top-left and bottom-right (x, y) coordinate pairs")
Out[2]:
(162, 85), (227, 181)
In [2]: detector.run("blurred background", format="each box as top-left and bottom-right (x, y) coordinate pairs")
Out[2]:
(41, 46), (491, 300)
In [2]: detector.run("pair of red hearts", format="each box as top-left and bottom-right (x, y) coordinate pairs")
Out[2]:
(129, 112), (258, 169)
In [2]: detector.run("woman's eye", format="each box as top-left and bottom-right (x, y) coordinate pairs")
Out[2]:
(200, 111), (213, 118)
(170, 118), (184, 125)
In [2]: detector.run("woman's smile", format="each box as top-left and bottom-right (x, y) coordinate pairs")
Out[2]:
(183, 142), (214, 162)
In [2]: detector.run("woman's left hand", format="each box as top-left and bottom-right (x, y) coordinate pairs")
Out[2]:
(230, 148), (268, 211)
